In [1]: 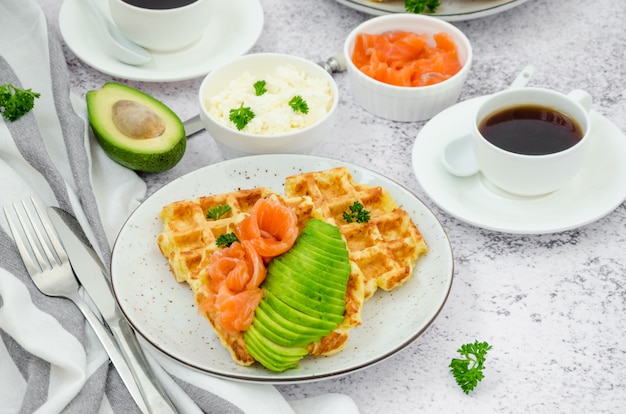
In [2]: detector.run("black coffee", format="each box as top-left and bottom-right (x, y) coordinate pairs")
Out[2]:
(122, 0), (197, 10)
(479, 105), (583, 155)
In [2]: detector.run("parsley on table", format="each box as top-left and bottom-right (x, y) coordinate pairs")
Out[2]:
(229, 103), (255, 131)
(253, 80), (267, 96)
(216, 232), (239, 248)
(343, 201), (370, 223)
(405, 0), (440, 14)
(288, 95), (309, 114)
(449, 340), (492, 394)
(0, 84), (40, 122)
(206, 204), (232, 220)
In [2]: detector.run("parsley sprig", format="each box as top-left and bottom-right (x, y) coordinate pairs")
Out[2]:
(342, 201), (370, 223)
(229, 103), (255, 131)
(206, 204), (232, 220)
(405, 0), (440, 14)
(0, 84), (40, 122)
(449, 340), (492, 394)
(288, 95), (309, 114)
(216, 232), (239, 248)
(253, 80), (267, 96)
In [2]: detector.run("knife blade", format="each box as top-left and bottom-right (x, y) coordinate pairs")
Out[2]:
(47, 207), (178, 414)
(183, 113), (203, 137)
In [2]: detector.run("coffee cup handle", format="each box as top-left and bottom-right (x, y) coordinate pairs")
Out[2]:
(568, 89), (593, 113)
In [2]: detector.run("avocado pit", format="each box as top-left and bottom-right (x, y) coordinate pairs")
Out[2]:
(112, 99), (165, 139)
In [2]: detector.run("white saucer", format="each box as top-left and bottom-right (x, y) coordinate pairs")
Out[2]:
(412, 96), (626, 234)
(59, 0), (264, 82)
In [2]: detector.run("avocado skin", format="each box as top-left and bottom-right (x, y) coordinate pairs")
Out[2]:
(86, 82), (186, 173)
(245, 219), (351, 371)
(93, 129), (186, 173)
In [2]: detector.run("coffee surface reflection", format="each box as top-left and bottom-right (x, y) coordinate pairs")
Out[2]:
(122, 0), (197, 10)
(479, 105), (583, 156)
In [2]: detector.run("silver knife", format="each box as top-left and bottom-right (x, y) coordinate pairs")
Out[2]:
(182, 113), (203, 138)
(182, 53), (347, 138)
(47, 207), (178, 414)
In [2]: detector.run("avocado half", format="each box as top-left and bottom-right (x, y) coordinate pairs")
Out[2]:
(86, 82), (186, 173)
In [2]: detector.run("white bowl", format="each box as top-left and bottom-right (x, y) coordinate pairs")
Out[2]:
(198, 53), (338, 159)
(344, 14), (473, 122)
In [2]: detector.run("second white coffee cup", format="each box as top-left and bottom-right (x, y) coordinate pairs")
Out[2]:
(472, 87), (592, 197)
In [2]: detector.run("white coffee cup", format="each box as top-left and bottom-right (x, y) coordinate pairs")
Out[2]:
(108, 0), (213, 53)
(472, 87), (592, 197)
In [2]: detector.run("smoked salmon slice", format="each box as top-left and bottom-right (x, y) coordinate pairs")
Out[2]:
(198, 196), (299, 333)
(213, 286), (264, 333)
(352, 30), (462, 87)
(208, 240), (266, 292)
(236, 197), (299, 260)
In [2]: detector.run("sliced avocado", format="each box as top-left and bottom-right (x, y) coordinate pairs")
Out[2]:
(257, 300), (330, 337)
(86, 82), (186, 173)
(289, 241), (351, 265)
(253, 303), (323, 347)
(269, 256), (347, 294)
(263, 276), (346, 321)
(266, 260), (347, 308)
(263, 290), (338, 331)
(305, 218), (341, 234)
(278, 249), (351, 288)
(297, 233), (351, 259)
(244, 325), (307, 372)
(301, 219), (346, 245)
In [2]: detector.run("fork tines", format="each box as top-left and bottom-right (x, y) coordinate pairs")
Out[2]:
(3, 197), (65, 275)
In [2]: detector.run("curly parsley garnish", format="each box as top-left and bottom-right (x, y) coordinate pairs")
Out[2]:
(216, 232), (239, 248)
(405, 0), (440, 14)
(342, 201), (370, 223)
(206, 204), (231, 220)
(288, 95), (309, 114)
(229, 103), (255, 131)
(449, 340), (492, 394)
(253, 80), (267, 96)
(0, 84), (40, 122)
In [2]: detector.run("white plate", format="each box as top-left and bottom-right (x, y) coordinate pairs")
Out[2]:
(111, 155), (454, 383)
(58, 0), (264, 82)
(334, 0), (531, 21)
(412, 96), (626, 234)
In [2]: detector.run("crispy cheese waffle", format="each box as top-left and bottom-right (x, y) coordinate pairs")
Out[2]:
(284, 167), (428, 300)
(158, 187), (279, 364)
(157, 167), (428, 367)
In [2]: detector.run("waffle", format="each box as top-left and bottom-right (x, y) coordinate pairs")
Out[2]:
(157, 166), (428, 367)
(158, 187), (276, 284)
(158, 187), (281, 364)
(284, 166), (428, 300)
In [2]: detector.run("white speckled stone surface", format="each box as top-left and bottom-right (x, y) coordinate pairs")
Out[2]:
(39, 0), (626, 412)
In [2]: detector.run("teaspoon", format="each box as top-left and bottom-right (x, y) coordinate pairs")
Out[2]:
(83, 0), (151, 66)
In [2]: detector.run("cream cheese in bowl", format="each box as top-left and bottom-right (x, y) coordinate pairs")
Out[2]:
(206, 64), (334, 135)
(198, 53), (339, 159)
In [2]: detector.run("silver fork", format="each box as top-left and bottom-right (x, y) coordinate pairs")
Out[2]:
(3, 198), (155, 413)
